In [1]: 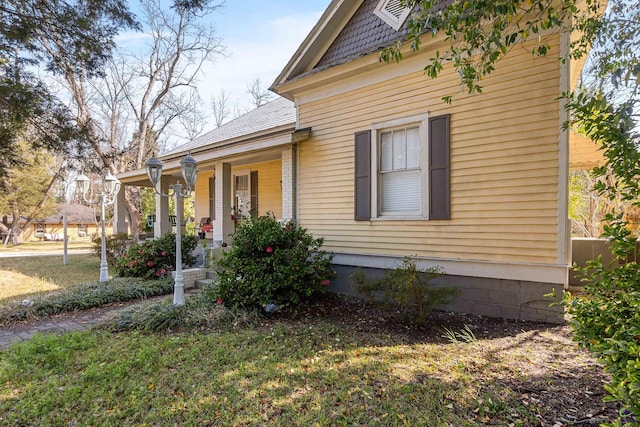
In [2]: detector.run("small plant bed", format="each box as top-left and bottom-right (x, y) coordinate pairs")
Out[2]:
(0, 278), (173, 326)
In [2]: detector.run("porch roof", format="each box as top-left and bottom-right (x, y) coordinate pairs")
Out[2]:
(118, 97), (297, 186)
(165, 97), (295, 158)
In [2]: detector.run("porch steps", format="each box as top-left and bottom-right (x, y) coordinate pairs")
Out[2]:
(194, 269), (218, 289)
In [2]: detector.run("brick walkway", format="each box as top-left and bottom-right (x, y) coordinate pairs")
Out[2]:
(0, 293), (181, 350)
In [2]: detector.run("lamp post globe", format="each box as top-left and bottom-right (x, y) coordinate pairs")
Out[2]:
(146, 155), (163, 189)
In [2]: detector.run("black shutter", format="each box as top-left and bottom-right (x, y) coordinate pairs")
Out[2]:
(209, 176), (215, 220)
(429, 114), (450, 220)
(354, 130), (371, 221)
(250, 170), (258, 215)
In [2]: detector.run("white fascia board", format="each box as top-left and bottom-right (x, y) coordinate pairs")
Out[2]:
(557, 26), (571, 269)
(118, 132), (295, 184)
(163, 124), (295, 162)
(271, 0), (364, 96)
(332, 253), (570, 284)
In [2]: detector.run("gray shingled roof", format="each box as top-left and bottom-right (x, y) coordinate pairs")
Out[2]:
(317, 0), (413, 69)
(299, 0), (451, 80)
(164, 97), (295, 157)
(38, 204), (97, 224)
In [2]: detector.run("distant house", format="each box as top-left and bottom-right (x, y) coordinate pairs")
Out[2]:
(26, 204), (101, 241)
(117, 0), (604, 323)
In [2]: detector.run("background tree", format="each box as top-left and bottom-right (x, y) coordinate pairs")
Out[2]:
(0, 142), (62, 244)
(245, 77), (273, 108)
(0, 0), (137, 181)
(211, 88), (231, 128)
(43, 0), (224, 235)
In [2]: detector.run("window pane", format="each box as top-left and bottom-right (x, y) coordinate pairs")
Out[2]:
(380, 132), (393, 171)
(381, 169), (420, 213)
(392, 130), (406, 169)
(235, 175), (249, 197)
(406, 127), (420, 168)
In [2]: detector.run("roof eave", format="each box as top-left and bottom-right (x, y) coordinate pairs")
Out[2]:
(271, 0), (365, 97)
(117, 123), (297, 186)
(162, 123), (296, 162)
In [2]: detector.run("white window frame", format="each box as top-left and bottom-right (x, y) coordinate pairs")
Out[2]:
(232, 169), (251, 219)
(34, 223), (45, 238)
(371, 114), (429, 220)
(374, 0), (413, 31)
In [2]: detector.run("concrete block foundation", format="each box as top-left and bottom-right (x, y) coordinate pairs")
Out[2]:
(330, 264), (564, 324)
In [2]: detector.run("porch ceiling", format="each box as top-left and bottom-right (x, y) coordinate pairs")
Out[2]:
(569, 130), (604, 170)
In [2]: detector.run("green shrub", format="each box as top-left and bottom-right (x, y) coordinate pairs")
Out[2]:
(92, 232), (132, 267)
(563, 217), (640, 426)
(349, 256), (457, 323)
(206, 213), (335, 309)
(114, 233), (198, 279)
(0, 278), (173, 325)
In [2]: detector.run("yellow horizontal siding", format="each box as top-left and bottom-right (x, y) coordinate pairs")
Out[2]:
(294, 35), (563, 265)
(251, 160), (282, 218)
(194, 174), (212, 221)
(193, 162), (282, 223)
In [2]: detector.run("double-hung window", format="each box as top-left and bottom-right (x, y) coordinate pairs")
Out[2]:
(378, 125), (422, 215)
(354, 113), (450, 221)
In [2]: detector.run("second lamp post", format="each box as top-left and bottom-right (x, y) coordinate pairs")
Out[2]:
(146, 152), (198, 306)
(76, 172), (121, 283)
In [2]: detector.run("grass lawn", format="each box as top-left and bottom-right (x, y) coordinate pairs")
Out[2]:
(0, 295), (617, 426)
(0, 254), (100, 304)
(0, 240), (94, 253)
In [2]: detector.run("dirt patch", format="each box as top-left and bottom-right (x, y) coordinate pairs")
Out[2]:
(278, 293), (619, 426)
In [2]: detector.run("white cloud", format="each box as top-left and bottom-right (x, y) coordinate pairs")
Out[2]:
(196, 11), (322, 123)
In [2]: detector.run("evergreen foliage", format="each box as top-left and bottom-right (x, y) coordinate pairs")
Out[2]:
(350, 256), (457, 323)
(206, 213), (335, 310)
(114, 233), (198, 279)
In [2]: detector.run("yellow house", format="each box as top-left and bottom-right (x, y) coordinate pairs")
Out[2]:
(116, 97), (299, 245)
(116, 0), (603, 323)
(4, 203), (103, 242)
(266, 0), (603, 323)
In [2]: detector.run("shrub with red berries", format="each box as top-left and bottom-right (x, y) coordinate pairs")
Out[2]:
(114, 233), (197, 279)
(207, 213), (335, 309)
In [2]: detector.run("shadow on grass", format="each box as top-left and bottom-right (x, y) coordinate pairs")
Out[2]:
(0, 312), (618, 426)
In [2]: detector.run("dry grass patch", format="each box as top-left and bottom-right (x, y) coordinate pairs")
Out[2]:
(0, 240), (93, 253)
(0, 254), (100, 304)
(0, 271), (61, 300)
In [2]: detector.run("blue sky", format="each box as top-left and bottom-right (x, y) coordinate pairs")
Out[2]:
(207, 0), (331, 107)
(119, 0), (332, 134)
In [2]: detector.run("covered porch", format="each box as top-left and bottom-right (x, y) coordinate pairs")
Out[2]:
(114, 97), (304, 245)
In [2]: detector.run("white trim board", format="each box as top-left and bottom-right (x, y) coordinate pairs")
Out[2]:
(332, 252), (570, 285)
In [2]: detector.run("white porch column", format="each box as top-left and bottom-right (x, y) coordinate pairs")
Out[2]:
(154, 176), (171, 238)
(214, 162), (234, 245)
(281, 145), (297, 222)
(113, 184), (128, 234)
